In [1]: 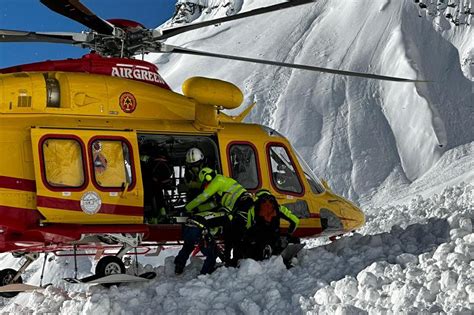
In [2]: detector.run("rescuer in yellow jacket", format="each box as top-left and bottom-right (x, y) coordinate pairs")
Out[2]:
(186, 167), (253, 263)
(184, 168), (252, 213)
(175, 167), (253, 273)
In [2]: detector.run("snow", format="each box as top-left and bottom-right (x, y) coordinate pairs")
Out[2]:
(0, 182), (472, 313)
(151, 0), (473, 203)
(1, 0), (473, 313)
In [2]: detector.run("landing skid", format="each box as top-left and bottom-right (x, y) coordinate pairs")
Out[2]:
(0, 283), (48, 294)
(0, 272), (157, 295)
(64, 272), (156, 284)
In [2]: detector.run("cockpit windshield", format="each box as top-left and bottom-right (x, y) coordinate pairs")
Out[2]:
(293, 149), (325, 194)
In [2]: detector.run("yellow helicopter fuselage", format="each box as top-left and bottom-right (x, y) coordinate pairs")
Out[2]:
(0, 71), (364, 249)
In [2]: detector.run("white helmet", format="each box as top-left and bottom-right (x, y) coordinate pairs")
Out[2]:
(185, 147), (205, 165)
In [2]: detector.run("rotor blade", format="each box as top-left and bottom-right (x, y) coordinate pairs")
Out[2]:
(0, 29), (84, 44)
(40, 0), (114, 35)
(165, 46), (427, 83)
(157, 0), (315, 40)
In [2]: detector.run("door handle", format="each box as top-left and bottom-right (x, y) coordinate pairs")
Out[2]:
(120, 182), (130, 198)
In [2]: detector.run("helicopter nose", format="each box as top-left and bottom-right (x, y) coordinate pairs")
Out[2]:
(343, 203), (365, 231)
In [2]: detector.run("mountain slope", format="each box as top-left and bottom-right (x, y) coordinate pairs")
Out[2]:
(151, 0), (473, 203)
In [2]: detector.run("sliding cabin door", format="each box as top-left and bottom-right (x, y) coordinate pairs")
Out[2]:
(30, 128), (143, 224)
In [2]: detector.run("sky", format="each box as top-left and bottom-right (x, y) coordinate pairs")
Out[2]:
(0, 0), (177, 68)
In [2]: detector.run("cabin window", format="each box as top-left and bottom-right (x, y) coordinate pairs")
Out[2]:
(267, 144), (303, 195)
(228, 142), (261, 190)
(90, 139), (133, 190)
(42, 138), (85, 188)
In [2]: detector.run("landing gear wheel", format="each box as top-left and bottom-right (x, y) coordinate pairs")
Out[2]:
(0, 268), (23, 298)
(95, 256), (126, 277)
(95, 256), (126, 288)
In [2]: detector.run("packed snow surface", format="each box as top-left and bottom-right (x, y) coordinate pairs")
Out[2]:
(0, 182), (472, 314)
(1, 0), (473, 313)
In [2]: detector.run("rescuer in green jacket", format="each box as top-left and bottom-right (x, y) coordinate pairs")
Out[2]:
(175, 167), (253, 273)
(185, 167), (253, 263)
(244, 189), (300, 260)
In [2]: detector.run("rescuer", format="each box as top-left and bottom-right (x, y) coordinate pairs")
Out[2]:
(244, 189), (300, 260)
(174, 167), (253, 273)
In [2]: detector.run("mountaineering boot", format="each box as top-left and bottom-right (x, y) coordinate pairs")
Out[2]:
(263, 245), (273, 259)
(174, 263), (184, 275)
(200, 266), (216, 275)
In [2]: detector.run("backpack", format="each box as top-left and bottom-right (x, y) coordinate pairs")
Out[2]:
(254, 191), (280, 225)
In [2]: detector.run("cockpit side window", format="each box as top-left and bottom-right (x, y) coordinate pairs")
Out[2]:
(228, 142), (261, 190)
(267, 144), (303, 195)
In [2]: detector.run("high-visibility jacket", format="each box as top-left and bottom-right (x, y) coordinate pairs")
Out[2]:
(246, 204), (299, 235)
(185, 174), (247, 213)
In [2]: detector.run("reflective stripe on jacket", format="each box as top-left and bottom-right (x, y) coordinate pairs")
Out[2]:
(279, 205), (300, 234)
(185, 174), (247, 212)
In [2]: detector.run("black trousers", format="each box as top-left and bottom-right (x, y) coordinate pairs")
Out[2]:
(243, 227), (281, 260)
(225, 194), (254, 264)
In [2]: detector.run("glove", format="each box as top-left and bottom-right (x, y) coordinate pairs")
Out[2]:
(280, 235), (289, 249)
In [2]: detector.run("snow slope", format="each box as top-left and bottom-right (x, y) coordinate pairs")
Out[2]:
(152, 0), (473, 202)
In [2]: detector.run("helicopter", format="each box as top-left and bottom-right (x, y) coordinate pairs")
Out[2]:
(0, 0), (423, 297)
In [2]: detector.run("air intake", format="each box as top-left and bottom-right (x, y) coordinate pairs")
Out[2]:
(45, 77), (60, 108)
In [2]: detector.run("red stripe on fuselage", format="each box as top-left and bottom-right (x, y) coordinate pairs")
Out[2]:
(0, 205), (42, 231)
(36, 196), (142, 216)
(0, 176), (36, 192)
